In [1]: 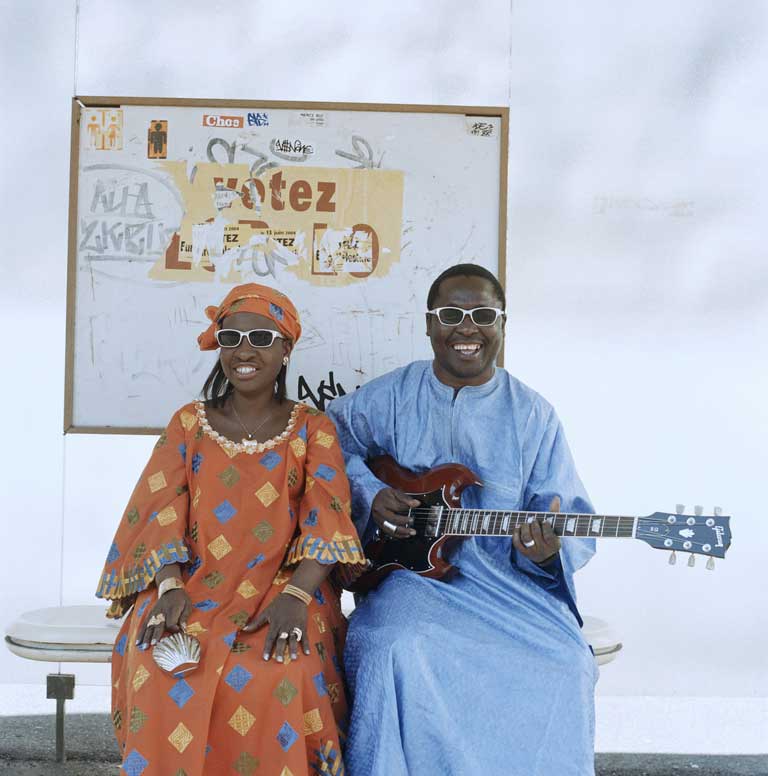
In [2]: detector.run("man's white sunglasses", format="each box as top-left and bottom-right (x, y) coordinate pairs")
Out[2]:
(427, 306), (505, 326)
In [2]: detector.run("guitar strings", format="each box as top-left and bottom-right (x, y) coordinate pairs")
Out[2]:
(403, 510), (718, 527)
(381, 527), (719, 553)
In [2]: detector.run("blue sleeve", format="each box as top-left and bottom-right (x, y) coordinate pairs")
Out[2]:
(326, 388), (391, 542)
(514, 406), (596, 621)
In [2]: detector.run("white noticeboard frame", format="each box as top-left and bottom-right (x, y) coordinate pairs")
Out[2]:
(65, 97), (509, 434)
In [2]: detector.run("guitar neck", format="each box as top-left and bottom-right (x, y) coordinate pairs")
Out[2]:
(437, 509), (637, 539)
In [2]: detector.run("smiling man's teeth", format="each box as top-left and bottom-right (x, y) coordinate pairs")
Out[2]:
(452, 344), (481, 352)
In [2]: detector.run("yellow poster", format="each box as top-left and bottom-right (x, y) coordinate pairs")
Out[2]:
(149, 163), (404, 285)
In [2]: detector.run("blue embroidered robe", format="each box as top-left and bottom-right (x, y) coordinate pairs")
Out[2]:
(327, 361), (598, 776)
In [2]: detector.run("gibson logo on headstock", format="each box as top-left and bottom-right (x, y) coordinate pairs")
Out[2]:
(714, 525), (725, 548)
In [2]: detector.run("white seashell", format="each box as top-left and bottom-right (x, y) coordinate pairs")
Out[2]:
(152, 632), (202, 675)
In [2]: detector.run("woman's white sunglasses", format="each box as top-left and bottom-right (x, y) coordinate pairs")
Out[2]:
(215, 329), (285, 348)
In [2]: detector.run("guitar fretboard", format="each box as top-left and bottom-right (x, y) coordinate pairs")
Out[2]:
(432, 509), (636, 538)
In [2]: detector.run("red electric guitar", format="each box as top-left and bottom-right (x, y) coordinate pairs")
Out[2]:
(347, 456), (732, 593)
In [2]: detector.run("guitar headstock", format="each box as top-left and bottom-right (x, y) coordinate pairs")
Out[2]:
(636, 505), (731, 569)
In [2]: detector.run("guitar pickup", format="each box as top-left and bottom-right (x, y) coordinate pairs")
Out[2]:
(422, 507), (443, 538)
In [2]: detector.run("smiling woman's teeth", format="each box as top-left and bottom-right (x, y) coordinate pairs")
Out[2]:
(235, 365), (257, 375)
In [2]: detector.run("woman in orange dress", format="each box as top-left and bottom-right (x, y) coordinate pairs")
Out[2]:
(96, 283), (365, 776)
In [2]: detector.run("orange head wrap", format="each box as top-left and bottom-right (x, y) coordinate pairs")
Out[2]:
(197, 283), (302, 351)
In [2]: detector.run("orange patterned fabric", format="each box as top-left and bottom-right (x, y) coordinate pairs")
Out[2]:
(197, 283), (302, 351)
(96, 402), (364, 776)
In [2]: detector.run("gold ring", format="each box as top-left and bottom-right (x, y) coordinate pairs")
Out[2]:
(147, 613), (166, 627)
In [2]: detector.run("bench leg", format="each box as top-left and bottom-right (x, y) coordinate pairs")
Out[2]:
(46, 674), (75, 762)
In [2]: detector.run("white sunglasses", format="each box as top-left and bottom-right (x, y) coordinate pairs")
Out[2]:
(215, 328), (285, 348)
(426, 306), (505, 326)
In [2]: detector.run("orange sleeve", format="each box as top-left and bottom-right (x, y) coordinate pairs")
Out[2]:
(285, 412), (365, 567)
(95, 408), (192, 618)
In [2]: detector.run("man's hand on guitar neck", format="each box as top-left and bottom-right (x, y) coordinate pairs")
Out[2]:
(371, 488), (420, 538)
(512, 496), (562, 566)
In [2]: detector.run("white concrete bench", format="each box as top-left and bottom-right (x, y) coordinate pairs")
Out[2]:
(4, 605), (621, 760)
(4, 606), (119, 762)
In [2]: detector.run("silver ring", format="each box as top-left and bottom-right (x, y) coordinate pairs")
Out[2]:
(146, 613), (166, 626)
(290, 627), (303, 641)
(523, 539), (536, 548)
(382, 520), (397, 534)
(279, 631), (290, 640)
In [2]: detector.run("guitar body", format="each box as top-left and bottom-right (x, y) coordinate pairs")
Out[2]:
(349, 456), (482, 593)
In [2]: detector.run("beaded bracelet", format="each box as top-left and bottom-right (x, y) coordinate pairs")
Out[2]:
(282, 584), (312, 606)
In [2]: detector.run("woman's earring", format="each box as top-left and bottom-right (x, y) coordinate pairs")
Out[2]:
(282, 356), (289, 366)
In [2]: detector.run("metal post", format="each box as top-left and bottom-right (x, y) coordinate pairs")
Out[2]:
(46, 674), (75, 762)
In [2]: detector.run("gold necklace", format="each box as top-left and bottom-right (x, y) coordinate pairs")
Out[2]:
(229, 400), (273, 440)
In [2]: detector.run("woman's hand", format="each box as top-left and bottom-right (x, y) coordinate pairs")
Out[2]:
(512, 496), (562, 566)
(243, 595), (311, 662)
(136, 589), (192, 650)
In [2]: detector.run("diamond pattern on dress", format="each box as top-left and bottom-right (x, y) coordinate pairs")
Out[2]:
(229, 610), (250, 628)
(147, 472), (167, 493)
(214, 500), (236, 523)
(252, 520), (274, 542)
(129, 706), (149, 733)
(237, 580), (258, 599)
(277, 721), (298, 752)
(168, 722), (194, 753)
(122, 749), (149, 776)
(273, 677), (298, 706)
(225, 665), (253, 693)
(202, 570), (225, 589)
(156, 506), (178, 526)
(234, 751), (260, 776)
(168, 678), (195, 709)
(228, 705), (256, 736)
(303, 708), (324, 735)
(255, 482), (280, 507)
(259, 451), (282, 470)
(132, 665), (150, 692)
(208, 534), (232, 559)
(313, 672), (328, 697)
(314, 464), (336, 482)
(185, 621), (206, 636)
(218, 465), (240, 487)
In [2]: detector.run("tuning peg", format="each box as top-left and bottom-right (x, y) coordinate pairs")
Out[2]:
(669, 551), (677, 565)
(694, 505), (703, 516)
(706, 557), (715, 571)
(676, 504), (685, 514)
(713, 506), (722, 516)
(688, 554), (696, 567)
